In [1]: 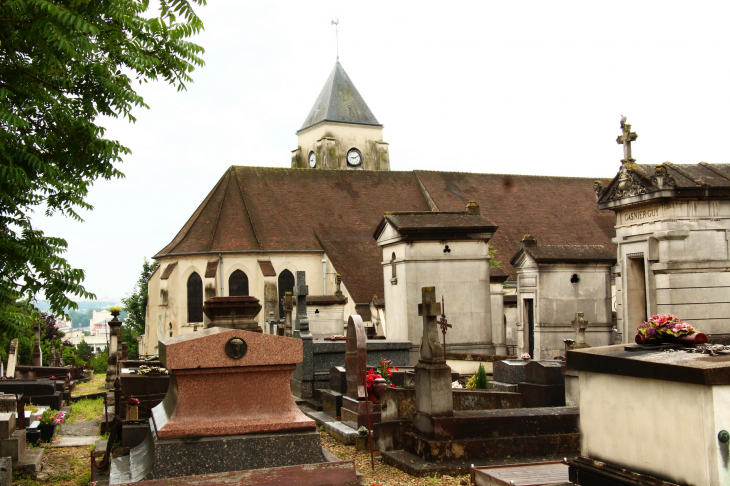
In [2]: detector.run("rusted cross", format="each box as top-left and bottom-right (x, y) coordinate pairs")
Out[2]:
(436, 296), (452, 351)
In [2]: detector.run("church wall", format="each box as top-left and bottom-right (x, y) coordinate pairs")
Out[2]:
(294, 122), (387, 171)
(143, 252), (358, 355)
(381, 238), (493, 364)
(613, 200), (730, 341)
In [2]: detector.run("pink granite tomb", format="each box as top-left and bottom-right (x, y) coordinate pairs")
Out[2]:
(152, 327), (315, 439)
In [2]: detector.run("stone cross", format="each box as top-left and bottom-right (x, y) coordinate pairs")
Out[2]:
(293, 271), (311, 339)
(49, 339), (58, 367)
(6, 339), (18, 378)
(573, 312), (588, 345)
(616, 117), (638, 162)
(32, 320), (42, 367)
(417, 287), (443, 363)
(281, 292), (293, 337)
(335, 273), (343, 298)
(345, 314), (367, 400)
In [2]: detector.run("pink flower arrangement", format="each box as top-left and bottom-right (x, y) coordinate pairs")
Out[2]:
(638, 314), (696, 340)
(127, 397), (140, 406)
(39, 409), (64, 426)
(521, 353), (531, 360)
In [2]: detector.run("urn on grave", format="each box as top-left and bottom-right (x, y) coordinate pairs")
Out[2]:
(203, 296), (263, 332)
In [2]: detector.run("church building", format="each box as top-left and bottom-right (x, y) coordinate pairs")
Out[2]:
(141, 62), (617, 360)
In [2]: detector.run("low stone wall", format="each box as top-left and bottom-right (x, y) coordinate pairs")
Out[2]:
(444, 353), (515, 375)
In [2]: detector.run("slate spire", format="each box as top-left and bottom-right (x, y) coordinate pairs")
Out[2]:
(298, 61), (381, 132)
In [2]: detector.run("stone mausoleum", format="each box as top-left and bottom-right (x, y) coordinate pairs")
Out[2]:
(596, 120), (730, 343)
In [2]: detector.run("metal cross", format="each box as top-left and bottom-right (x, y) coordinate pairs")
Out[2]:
(436, 296), (452, 351)
(331, 19), (340, 61)
(616, 116), (638, 162)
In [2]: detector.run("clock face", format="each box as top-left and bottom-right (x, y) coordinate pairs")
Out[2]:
(347, 148), (362, 166)
(308, 151), (316, 168)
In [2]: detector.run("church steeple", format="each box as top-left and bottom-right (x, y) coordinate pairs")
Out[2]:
(292, 62), (390, 171)
(298, 62), (381, 133)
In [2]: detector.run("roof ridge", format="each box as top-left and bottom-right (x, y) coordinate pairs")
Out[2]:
(232, 168), (263, 250)
(206, 169), (232, 252)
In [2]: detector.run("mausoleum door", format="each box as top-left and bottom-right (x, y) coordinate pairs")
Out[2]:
(278, 270), (295, 318)
(626, 255), (648, 337)
(525, 298), (535, 357)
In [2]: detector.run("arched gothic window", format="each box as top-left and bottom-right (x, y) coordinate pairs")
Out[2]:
(229, 270), (249, 296)
(187, 272), (204, 323)
(278, 269), (295, 318)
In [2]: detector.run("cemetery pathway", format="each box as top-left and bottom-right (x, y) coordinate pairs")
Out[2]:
(319, 431), (470, 486)
(52, 420), (99, 447)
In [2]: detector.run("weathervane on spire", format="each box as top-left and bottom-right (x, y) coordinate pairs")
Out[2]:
(331, 19), (340, 61)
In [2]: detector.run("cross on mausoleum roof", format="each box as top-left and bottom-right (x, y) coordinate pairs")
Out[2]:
(616, 116), (638, 163)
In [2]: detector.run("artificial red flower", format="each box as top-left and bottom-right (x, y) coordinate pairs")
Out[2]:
(390, 384), (395, 387)
(394, 367), (399, 371)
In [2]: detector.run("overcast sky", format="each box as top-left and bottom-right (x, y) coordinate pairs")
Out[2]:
(33, 1), (730, 302)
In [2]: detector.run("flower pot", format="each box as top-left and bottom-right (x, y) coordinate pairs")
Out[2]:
(38, 424), (56, 443)
(127, 405), (139, 420)
(371, 377), (389, 403)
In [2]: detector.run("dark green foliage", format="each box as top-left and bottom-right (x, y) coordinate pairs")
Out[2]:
(122, 259), (158, 359)
(90, 348), (108, 374)
(75, 339), (93, 361)
(0, 0), (206, 336)
(475, 363), (489, 389)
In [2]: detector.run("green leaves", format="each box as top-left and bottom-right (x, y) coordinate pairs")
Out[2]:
(0, 0), (205, 335)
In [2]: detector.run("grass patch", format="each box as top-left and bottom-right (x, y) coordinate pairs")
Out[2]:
(67, 398), (104, 423)
(14, 446), (92, 486)
(71, 373), (105, 397)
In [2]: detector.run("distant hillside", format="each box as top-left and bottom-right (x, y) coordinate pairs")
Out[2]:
(34, 301), (119, 312)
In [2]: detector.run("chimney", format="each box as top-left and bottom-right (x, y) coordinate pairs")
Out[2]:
(521, 235), (537, 247)
(465, 200), (480, 215)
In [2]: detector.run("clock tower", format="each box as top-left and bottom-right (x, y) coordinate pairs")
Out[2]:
(291, 61), (390, 171)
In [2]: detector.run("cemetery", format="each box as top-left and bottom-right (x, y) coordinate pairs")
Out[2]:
(3, 5), (730, 483)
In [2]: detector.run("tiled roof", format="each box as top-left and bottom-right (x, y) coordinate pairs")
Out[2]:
(155, 167), (617, 303)
(378, 211), (497, 237)
(298, 62), (381, 132)
(512, 244), (616, 265)
(597, 162), (730, 209)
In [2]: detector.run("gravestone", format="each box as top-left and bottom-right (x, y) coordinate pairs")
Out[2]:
(6, 340), (17, 378)
(106, 312), (122, 389)
(110, 327), (329, 483)
(518, 360), (566, 407)
(281, 292), (293, 337)
(414, 287), (453, 417)
(345, 315), (366, 401)
(340, 315), (381, 429)
(291, 272), (314, 398)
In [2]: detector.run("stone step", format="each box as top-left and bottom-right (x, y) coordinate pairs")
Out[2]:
(0, 429), (25, 462)
(381, 448), (575, 478)
(412, 407), (579, 440)
(14, 448), (43, 478)
(405, 430), (581, 463)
